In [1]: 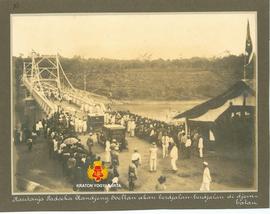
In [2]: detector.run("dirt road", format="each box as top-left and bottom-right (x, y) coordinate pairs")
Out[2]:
(13, 132), (255, 193)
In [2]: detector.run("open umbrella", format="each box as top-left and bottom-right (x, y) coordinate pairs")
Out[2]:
(63, 137), (79, 145)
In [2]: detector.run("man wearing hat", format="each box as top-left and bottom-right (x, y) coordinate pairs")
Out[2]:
(149, 142), (158, 172)
(131, 148), (142, 168)
(200, 161), (212, 191)
(128, 160), (137, 191)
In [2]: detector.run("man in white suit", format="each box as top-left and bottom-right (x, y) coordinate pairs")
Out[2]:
(170, 142), (178, 172)
(198, 135), (204, 158)
(200, 161), (212, 191)
(149, 142), (158, 172)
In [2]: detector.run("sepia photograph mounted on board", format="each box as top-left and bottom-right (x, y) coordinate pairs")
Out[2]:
(11, 12), (258, 194)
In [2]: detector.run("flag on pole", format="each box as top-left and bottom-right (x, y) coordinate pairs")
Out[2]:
(245, 20), (253, 64)
(244, 20), (254, 80)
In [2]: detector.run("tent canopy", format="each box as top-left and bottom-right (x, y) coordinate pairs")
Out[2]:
(173, 81), (255, 120)
(189, 101), (231, 122)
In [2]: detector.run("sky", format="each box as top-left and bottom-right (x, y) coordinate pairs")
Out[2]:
(11, 12), (257, 60)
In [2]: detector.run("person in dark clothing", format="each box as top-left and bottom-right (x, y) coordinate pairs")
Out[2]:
(14, 129), (21, 145)
(128, 160), (137, 191)
(185, 135), (192, 159)
(73, 165), (84, 191)
(23, 128), (31, 144)
(86, 133), (94, 154)
(67, 153), (76, 181)
(111, 146), (120, 168)
(27, 138), (33, 151)
(155, 176), (167, 191)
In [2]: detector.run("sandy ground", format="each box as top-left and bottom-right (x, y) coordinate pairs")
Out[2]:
(13, 132), (255, 193)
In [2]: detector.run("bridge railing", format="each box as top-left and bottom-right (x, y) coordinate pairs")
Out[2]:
(64, 88), (105, 109)
(22, 76), (58, 115)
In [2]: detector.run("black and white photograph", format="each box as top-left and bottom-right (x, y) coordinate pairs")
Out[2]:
(11, 12), (257, 194)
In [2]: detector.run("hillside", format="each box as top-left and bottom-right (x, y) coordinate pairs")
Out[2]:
(14, 55), (244, 101)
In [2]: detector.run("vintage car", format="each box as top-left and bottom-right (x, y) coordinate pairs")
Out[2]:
(102, 124), (127, 151)
(87, 113), (105, 131)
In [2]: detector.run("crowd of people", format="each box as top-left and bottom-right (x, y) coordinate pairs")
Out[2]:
(106, 111), (206, 160)
(15, 109), (122, 192)
(14, 107), (212, 192)
(101, 111), (210, 191)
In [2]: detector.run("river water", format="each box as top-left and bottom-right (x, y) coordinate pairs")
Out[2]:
(111, 100), (205, 122)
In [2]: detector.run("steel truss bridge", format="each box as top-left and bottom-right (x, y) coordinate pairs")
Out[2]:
(22, 51), (108, 116)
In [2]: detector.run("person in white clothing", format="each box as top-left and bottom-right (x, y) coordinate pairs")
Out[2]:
(35, 121), (40, 136)
(131, 149), (142, 168)
(104, 113), (109, 124)
(59, 142), (67, 155)
(82, 120), (87, 135)
(161, 133), (169, 158)
(200, 161), (212, 191)
(78, 119), (83, 133)
(149, 142), (158, 172)
(198, 136), (204, 158)
(92, 132), (98, 144)
(149, 129), (155, 141)
(53, 138), (58, 152)
(53, 138), (58, 159)
(111, 115), (116, 124)
(120, 117), (125, 127)
(105, 140), (111, 163)
(165, 135), (170, 150)
(161, 134), (167, 158)
(74, 118), (79, 133)
(130, 120), (136, 137)
(38, 120), (43, 133)
(170, 143), (178, 172)
(127, 120), (131, 134)
(169, 136), (174, 144)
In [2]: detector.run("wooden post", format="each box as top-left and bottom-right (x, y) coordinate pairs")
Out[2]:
(185, 117), (188, 135)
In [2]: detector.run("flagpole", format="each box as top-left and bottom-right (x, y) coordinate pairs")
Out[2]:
(243, 20), (249, 81)
(243, 61), (246, 80)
